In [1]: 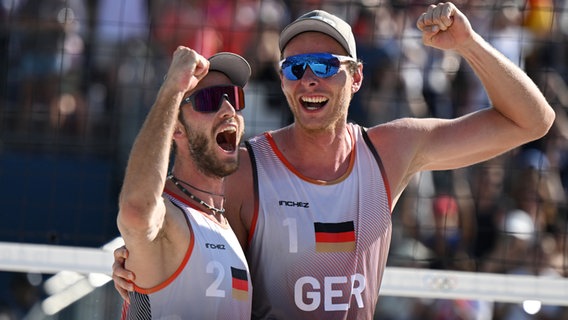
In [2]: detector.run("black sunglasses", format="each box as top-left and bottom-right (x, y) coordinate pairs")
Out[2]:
(180, 85), (245, 113)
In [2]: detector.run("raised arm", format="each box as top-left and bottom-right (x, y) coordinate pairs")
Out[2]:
(411, 2), (555, 171)
(417, 2), (554, 141)
(369, 3), (555, 204)
(117, 48), (209, 243)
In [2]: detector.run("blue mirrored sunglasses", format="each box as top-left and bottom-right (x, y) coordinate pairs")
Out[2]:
(279, 53), (356, 81)
(180, 85), (245, 113)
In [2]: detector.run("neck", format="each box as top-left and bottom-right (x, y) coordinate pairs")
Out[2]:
(170, 165), (225, 196)
(170, 174), (225, 196)
(168, 175), (225, 215)
(273, 124), (353, 181)
(289, 122), (350, 148)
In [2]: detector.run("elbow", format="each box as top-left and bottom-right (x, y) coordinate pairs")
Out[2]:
(117, 200), (144, 236)
(117, 195), (160, 238)
(520, 102), (556, 141)
(533, 106), (556, 139)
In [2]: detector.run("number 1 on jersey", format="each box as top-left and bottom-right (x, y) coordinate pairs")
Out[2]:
(283, 218), (298, 253)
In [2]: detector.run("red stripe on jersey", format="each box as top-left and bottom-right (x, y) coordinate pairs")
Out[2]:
(232, 278), (249, 291)
(315, 231), (355, 243)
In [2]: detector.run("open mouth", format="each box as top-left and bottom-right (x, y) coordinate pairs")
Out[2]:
(301, 96), (328, 111)
(216, 127), (238, 152)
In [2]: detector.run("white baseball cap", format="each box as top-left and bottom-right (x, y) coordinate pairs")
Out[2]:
(279, 10), (357, 59)
(208, 52), (251, 87)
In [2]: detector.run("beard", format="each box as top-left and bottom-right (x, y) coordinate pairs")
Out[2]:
(185, 126), (239, 178)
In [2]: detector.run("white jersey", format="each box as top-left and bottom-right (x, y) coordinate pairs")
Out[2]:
(122, 191), (252, 320)
(245, 123), (392, 320)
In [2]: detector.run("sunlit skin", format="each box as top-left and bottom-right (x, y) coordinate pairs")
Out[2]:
(173, 72), (245, 193)
(271, 32), (364, 182)
(279, 32), (363, 135)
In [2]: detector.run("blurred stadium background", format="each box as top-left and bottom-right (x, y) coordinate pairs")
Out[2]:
(0, 0), (567, 319)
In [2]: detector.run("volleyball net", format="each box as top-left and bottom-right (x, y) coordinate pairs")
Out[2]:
(1, 238), (566, 314)
(8, 238), (565, 302)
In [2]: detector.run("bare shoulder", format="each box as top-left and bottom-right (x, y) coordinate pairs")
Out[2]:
(365, 118), (436, 202)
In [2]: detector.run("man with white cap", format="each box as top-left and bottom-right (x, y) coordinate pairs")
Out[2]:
(114, 3), (554, 319)
(117, 47), (252, 319)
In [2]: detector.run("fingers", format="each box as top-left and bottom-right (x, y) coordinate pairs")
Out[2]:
(114, 245), (128, 260)
(173, 46), (209, 79)
(112, 260), (135, 283)
(113, 274), (132, 303)
(191, 51), (210, 82)
(112, 247), (135, 283)
(416, 2), (456, 32)
(112, 245), (135, 303)
(165, 46), (210, 92)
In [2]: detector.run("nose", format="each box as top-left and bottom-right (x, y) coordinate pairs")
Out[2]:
(218, 94), (237, 117)
(300, 66), (319, 86)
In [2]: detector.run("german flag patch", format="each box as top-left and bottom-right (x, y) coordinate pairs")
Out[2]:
(314, 221), (356, 252)
(231, 267), (249, 300)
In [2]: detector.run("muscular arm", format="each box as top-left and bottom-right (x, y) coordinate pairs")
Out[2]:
(116, 85), (180, 243)
(368, 3), (555, 206)
(116, 49), (209, 288)
(416, 3), (554, 160)
(117, 48), (208, 243)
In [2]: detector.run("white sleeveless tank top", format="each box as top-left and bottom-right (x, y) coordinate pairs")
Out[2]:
(245, 123), (392, 320)
(122, 191), (252, 320)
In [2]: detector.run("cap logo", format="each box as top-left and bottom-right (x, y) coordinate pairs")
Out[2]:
(310, 15), (337, 28)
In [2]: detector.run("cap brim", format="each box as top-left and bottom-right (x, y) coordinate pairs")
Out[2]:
(209, 52), (251, 87)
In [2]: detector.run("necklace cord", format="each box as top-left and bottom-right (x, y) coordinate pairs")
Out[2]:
(169, 175), (225, 214)
(170, 175), (225, 196)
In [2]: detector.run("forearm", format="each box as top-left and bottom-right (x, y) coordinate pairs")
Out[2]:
(119, 84), (183, 224)
(458, 33), (555, 137)
(117, 47), (208, 238)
